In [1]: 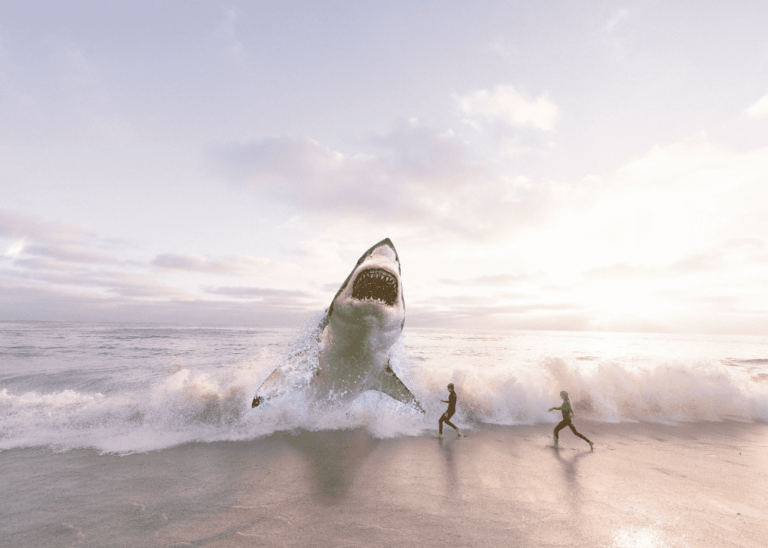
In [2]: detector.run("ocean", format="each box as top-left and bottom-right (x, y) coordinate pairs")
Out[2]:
(2, 320), (767, 547)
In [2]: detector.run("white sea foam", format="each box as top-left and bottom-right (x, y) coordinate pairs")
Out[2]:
(0, 322), (766, 453)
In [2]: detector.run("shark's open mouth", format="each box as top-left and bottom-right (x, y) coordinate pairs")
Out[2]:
(352, 268), (398, 306)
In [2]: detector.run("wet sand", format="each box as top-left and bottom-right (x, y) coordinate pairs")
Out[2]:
(3, 421), (767, 547)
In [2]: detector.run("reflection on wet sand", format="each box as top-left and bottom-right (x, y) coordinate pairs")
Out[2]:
(611, 526), (667, 548)
(281, 428), (376, 504)
(437, 437), (459, 496)
(552, 448), (590, 512)
(551, 446), (592, 542)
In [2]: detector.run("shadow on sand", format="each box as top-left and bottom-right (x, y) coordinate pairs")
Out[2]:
(280, 428), (377, 504)
(437, 436), (459, 496)
(552, 446), (591, 517)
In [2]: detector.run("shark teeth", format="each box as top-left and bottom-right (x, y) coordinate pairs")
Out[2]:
(352, 268), (398, 306)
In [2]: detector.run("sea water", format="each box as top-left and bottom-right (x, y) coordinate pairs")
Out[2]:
(2, 320), (766, 454)
(2, 320), (768, 547)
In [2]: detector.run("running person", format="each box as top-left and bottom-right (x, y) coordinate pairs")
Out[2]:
(548, 391), (593, 449)
(438, 383), (463, 437)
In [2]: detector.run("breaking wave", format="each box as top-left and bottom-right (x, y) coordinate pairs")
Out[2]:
(1, 320), (767, 454)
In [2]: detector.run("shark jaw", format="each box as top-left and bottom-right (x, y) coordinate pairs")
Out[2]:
(327, 240), (405, 343)
(352, 268), (398, 306)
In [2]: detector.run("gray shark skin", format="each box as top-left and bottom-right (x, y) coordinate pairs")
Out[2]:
(251, 238), (423, 411)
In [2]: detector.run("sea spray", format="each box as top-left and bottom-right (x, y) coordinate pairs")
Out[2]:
(1, 322), (767, 454)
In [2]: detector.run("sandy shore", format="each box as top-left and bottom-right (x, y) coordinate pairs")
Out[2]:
(3, 420), (766, 547)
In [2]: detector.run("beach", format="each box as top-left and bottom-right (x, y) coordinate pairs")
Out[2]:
(2, 322), (768, 547)
(4, 420), (766, 547)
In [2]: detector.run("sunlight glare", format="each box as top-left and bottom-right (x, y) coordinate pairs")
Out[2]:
(612, 526), (669, 548)
(5, 239), (26, 258)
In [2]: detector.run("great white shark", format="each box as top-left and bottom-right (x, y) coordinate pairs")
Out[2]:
(251, 238), (423, 411)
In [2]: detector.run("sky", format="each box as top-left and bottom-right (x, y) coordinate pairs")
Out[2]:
(2, 1), (768, 334)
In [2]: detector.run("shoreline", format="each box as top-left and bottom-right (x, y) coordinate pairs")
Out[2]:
(3, 420), (766, 547)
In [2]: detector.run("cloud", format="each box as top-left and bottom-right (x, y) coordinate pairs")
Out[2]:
(218, 124), (482, 201)
(582, 238), (768, 281)
(617, 133), (736, 183)
(429, 298), (585, 314)
(101, 273), (191, 299)
(152, 254), (272, 276)
(0, 210), (131, 256)
(12, 257), (91, 273)
(406, 302), (591, 331)
(669, 238), (768, 274)
(0, 209), (95, 243)
(583, 263), (658, 281)
(221, 7), (247, 63)
(0, 209), (144, 282)
(24, 244), (121, 265)
(544, 135), (768, 273)
(0, 209), (271, 307)
(0, 285), (313, 326)
(214, 122), (556, 240)
(745, 91), (768, 119)
(601, 9), (632, 63)
(0, 207), (324, 323)
(439, 272), (532, 286)
(2, 265), (189, 300)
(370, 122), (485, 191)
(488, 37), (518, 57)
(5, 239), (25, 258)
(212, 119), (586, 247)
(606, 9), (630, 30)
(204, 286), (312, 300)
(457, 85), (559, 131)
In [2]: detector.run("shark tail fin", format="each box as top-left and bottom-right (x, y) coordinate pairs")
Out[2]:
(372, 364), (424, 413)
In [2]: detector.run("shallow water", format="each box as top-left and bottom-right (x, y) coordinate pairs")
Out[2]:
(2, 321), (767, 454)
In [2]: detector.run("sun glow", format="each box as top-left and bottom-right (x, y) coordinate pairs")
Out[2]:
(579, 279), (672, 318)
(5, 239), (26, 258)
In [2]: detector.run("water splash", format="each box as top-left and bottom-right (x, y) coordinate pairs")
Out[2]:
(1, 323), (767, 454)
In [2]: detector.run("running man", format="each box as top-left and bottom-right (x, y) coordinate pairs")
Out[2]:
(548, 391), (593, 449)
(438, 383), (463, 437)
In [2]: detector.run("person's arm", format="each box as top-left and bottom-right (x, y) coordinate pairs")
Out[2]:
(548, 405), (562, 411)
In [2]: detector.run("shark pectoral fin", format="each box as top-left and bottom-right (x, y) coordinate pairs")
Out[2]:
(373, 366), (424, 413)
(251, 367), (287, 409)
(251, 355), (322, 409)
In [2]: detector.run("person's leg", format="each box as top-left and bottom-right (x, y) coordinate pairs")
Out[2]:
(444, 419), (462, 436)
(568, 424), (593, 447)
(439, 413), (446, 435)
(442, 411), (462, 436)
(554, 419), (568, 440)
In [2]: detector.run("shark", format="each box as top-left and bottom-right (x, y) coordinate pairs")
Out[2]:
(251, 238), (423, 411)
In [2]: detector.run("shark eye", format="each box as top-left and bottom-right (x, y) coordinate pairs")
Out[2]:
(352, 269), (398, 306)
